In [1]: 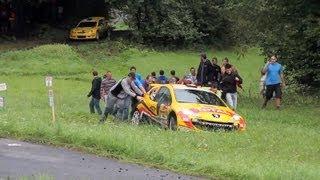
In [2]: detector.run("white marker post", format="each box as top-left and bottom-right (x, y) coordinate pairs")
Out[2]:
(45, 76), (53, 87)
(45, 76), (55, 123)
(0, 83), (7, 91)
(48, 90), (56, 123)
(0, 83), (7, 109)
(0, 96), (4, 108)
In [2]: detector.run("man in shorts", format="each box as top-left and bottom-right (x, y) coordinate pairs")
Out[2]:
(262, 55), (285, 109)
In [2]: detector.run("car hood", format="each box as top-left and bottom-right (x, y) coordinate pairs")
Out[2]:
(176, 103), (237, 123)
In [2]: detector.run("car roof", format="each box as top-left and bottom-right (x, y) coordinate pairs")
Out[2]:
(152, 84), (212, 92)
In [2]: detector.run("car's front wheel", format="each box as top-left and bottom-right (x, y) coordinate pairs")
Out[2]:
(168, 115), (177, 131)
(96, 32), (100, 40)
(131, 110), (141, 125)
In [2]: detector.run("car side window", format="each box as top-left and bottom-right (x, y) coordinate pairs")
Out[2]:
(155, 87), (172, 105)
(149, 87), (159, 101)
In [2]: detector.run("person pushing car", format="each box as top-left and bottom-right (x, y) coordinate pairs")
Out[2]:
(100, 72), (143, 123)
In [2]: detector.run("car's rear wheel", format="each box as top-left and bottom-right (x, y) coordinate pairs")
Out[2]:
(168, 115), (177, 131)
(131, 110), (141, 125)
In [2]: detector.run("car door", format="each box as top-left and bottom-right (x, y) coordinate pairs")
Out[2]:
(143, 86), (160, 117)
(154, 87), (172, 124)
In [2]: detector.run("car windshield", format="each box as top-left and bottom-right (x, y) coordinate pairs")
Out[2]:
(77, 22), (97, 27)
(175, 89), (226, 106)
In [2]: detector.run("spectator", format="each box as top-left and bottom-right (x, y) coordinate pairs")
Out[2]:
(211, 57), (222, 84)
(100, 72), (143, 122)
(0, 4), (9, 33)
(157, 70), (168, 84)
(262, 55), (285, 109)
(168, 70), (180, 84)
(143, 75), (153, 92)
(100, 71), (116, 103)
(130, 66), (143, 84)
(87, 71), (102, 115)
(183, 67), (197, 85)
(151, 71), (157, 83)
(197, 53), (213, 86)
(8, 10), (15, 31)
(209, 82), (222, 98)
(221, 57), (238, 75)
(129, 66), (146, 119)
(221, 64), (243, 110)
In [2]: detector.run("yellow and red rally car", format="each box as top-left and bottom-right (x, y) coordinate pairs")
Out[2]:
(132, 84), (246, 131)
(69, 17), (109, 40)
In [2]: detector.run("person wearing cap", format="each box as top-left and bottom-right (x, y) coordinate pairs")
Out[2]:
(100, 72), (143, 123)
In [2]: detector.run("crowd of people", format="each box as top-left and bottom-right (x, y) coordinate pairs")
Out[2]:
(87, 53), (284, 123)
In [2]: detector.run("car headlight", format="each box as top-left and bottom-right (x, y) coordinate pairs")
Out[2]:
(232, 114), (246, 129)
(232, 114), (241, 121)
(180, 109), (194, 116)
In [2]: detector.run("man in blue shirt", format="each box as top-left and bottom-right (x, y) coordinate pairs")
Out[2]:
(157, 70), (168, 84)
(129, 66), (146, 119)
(262, 55), (285, 109)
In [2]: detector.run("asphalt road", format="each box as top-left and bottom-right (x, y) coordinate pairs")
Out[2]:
(0, 138), (203, 180)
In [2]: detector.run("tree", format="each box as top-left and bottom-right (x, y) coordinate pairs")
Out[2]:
(227, 0), (320, 88)
(120, 0), (231, 45)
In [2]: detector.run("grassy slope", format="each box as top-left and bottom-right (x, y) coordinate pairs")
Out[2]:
(0, 42), (319, 179)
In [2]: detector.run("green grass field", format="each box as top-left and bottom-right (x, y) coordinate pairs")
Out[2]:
(0, 42), (319, 179)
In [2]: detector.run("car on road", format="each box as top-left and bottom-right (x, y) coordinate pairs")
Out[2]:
(69, 17), (109, 40)
(132, 84), (246, 131)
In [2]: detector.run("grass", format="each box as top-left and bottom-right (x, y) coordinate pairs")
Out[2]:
(0, 41), (319, 179)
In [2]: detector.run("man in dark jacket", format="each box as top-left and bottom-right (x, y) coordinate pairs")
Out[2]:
(211, 57), (221, 84)
(87, 70), (102, 115)
(197, 53), (214, 86)
(221, 64), (243, 110)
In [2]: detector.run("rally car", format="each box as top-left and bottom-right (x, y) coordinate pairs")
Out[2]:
(132, 84), (246, 131)
(69, 17), (109, 40)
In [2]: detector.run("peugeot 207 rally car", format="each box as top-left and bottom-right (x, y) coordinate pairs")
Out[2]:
(69, 17), (109, 40)
(132, 84), (246, 131)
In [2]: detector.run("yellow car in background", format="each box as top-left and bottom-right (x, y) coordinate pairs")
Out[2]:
(133, 84), (246, 131)
(69, 17), (109, 40)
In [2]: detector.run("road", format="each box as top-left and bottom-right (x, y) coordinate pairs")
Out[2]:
(0, 138), (203, 180)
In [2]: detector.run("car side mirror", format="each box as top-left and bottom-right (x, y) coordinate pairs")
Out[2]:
(150, 92), (156, 101)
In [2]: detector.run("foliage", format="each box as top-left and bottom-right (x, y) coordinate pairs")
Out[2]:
(1, 44), (320, 179)
(120, 0), (230, 46)
(226, 0), (320, 89)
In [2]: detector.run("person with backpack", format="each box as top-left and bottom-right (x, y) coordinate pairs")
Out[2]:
(221, 64), (243, 110)
(100, 72), (143, 123)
